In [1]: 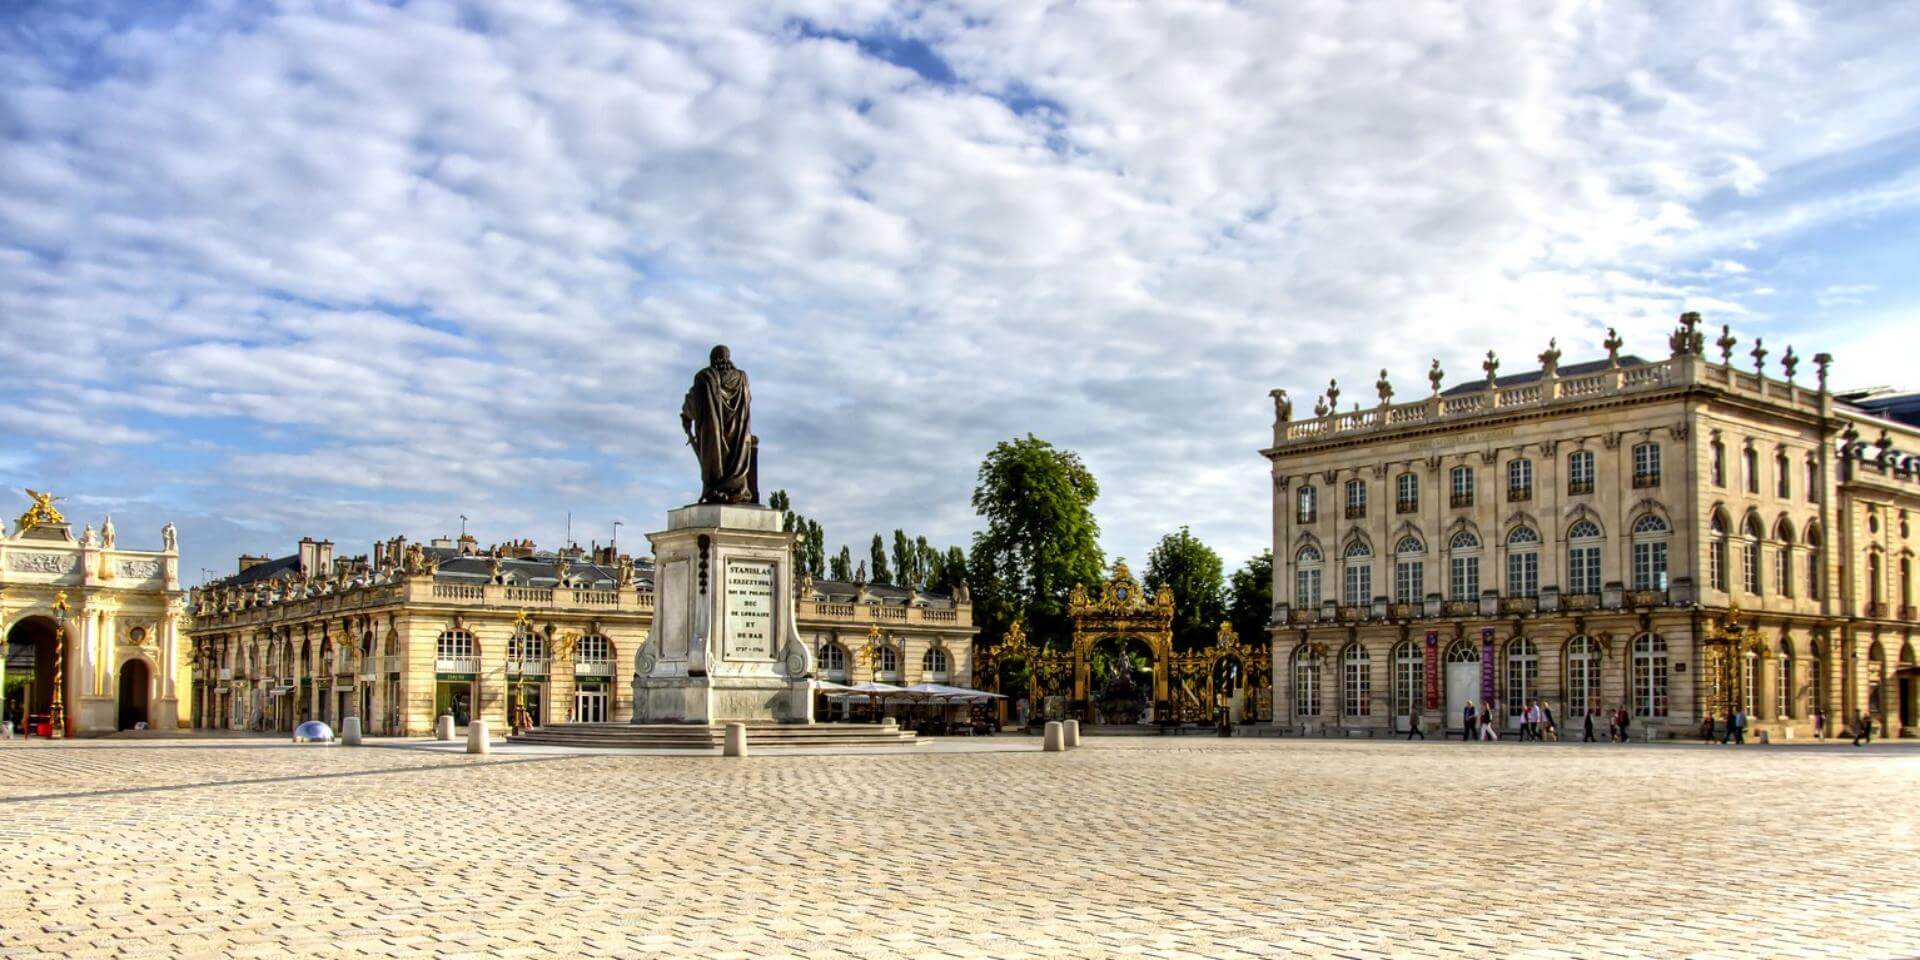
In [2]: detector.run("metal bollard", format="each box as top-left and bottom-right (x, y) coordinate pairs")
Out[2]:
(1064, 719), (1081, 748)
(723, 721), (748, 757)
(466, 718), (490, 755)
(1043, 720), (1065, 752)
(342, 716), (363, 746)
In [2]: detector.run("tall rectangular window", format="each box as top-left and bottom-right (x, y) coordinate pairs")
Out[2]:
(1567, 450), (1595, 494)
(1449, 556), (1479, 600)
(1344, 479), (1367, 519)
(1296, 486), (1317, 524)
(1569, 545), (1601, 594)
(1711, 441), (1726, 487)
(1395, 560), (1423, 603)
(1507, 459), (1533, 501)
(1633, 541), (1668, 591)
(1633, 442), (1661, 487)
(1744, 447), (1760, 493)
(1450, 466), (1474, 507)
(1506, 551), (1538, 598)
(1395, 473), (1419, 513)
(1776, 451), (1791, 498)
(1806, 458), (1819, 502)
(1344, 563), (1371, 606)
(1295, 568), (1322, 608)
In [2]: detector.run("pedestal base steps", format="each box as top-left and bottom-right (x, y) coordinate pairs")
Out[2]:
(506, 722), (921, 750)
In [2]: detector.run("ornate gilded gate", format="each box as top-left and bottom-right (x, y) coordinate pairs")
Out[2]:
(1168, 623), (1272, 723)
(1702, 603), (1769, 719)
(1069, 562), (1174, 722)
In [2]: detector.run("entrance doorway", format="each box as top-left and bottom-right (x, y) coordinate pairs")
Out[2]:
(511, 683), (544, 727)
(1444, 642), (1480, 732)
(574, 683), (608, 723)
(117, 660), (151, 730)
(4, 617), (61, 733)
(434, 679), (473, 726)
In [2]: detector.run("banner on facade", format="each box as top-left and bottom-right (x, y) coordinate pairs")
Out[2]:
(1424, 631), (1439, 709)
(1479, 627), (1497, 705)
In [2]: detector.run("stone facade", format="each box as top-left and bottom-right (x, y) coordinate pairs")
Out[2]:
(186, 533), (976, 735)
(1264, 315), (1920, 739)
(0, 494), (188, 735)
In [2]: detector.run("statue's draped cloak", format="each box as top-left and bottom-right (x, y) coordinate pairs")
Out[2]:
(684, 364), (754, 503)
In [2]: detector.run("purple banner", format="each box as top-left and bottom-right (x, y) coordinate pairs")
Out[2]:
(1424, 631), (1439, 709)
(1479, 627), (1497, 704)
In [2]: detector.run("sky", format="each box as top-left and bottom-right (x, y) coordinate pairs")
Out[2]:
(3, 0), (1919, 587)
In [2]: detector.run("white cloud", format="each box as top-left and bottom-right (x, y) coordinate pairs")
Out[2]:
(2, 0), (1917, 580)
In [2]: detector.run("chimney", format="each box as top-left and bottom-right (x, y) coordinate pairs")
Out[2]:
(430, 536), (454, 549)
(238, 554), (270, 574)
(297, 537), (319, 575)
(316, 539), (334, 575)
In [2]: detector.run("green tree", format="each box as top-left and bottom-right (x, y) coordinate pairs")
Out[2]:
(869, 534), (891, 585)
(891, 529), (913, 588)
(1144, 527), (1226, 650)
(805, 520), (826, 578)
(1226, 549), (1274, 647)
(935, 545), (969, 594)
(830, 546), (853, 581)
(968, 435), (1105, 649)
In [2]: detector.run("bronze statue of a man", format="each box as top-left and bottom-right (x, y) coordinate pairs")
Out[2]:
(682, 345), (758, 504)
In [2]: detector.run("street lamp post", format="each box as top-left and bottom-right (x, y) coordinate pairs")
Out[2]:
(509, 610), (531, 735)
(50, 591), (69, 740)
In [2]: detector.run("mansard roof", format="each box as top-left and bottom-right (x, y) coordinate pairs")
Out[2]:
(1441, 356), (1651, 396)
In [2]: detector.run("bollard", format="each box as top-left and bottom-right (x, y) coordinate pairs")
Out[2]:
(435, 714), (454, 741)
(1064, 719), (1081, 748)
(466, 718), (490, 755)
(342, 716), (363, 746)
(723, 721), (748, 758)
(1043, 720), (1065, 752)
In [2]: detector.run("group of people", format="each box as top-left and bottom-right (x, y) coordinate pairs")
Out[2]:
(1452, 700), (1563, 741)
(1702, 708), (1752, 744)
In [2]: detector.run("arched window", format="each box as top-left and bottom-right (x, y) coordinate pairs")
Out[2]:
(1804, 523), (1823, 599)
(1395, 473), (1419, 513)
(922, 646), (950, 680)
(818, 642), (848, 680)
(1394, 536), (1425, 603)
(1294, 545), (1323, 608)
(874, 645), (900, 680)
(1343, 540), (1372, 606)
(1631, 514), (1670, 592)
(1775, 637), (1794, 720)
(1742, 514), (1765, 594)
(1507, 458), (1533, 501)
(508, 629), (545, 664)
(1341, 644), (1371, 717)
(1504, 638), (1537, 718)
(1567, 636), (1600, 719)
(1774, 518), (1796, 597)
(436, 630), (476, 670)
(1392, 640), (1424, 725)
(1567, 520), (1603, 595)
(1632, 634), (1669, 718)
(1450, 466), (1475, 507)
(575, 634), (611, 673)
(1448, 531), (1480, 600)
(1709, 512), (1730, 592)
(1344, 479), (1368, 519)
(1505, 526), (1540, 598)
(1567, 449), (1595, 495)
(1296, 485), (1318, 524)
(1633, 442), (1662, 487)
(1293, 648), (1323, 717)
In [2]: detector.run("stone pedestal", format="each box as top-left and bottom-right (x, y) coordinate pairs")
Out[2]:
(630, 504), (814, 725)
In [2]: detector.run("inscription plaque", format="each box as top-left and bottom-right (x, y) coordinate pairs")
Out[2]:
(723, 559), (776, 661)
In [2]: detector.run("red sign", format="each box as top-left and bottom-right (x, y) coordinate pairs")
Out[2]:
(1424, 631), (1439, 709)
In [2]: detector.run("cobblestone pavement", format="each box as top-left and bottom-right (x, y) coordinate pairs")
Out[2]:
(3, 736), (1917, 959)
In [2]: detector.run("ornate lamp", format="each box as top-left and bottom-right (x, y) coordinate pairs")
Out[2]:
(49, 591), (68, 739)
(508, 610), (531, 734)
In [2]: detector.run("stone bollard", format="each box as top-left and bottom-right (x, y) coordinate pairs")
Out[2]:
(342, 716), (363, 746)
(466, 718), (490, 755)
(1064, 719), (1081, 748)
(1043, 720), (1065, 752)
(723, 721), (748, 758)
(435, 714), (454, 741)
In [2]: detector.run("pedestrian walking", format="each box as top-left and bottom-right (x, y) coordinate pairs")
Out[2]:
(1519, 701), (1535, 742)
(1542, 702), (1558, 742)
(1814, 708), (1827, 741)
(1732, 708), (1746, 745)
(1584, 708), (1597, 743)
(1478, 703), (1497, 741)
(1701, 713), (1717, 743)
(1853, 710), (1873, 746)
(1615, 706), (1631, 743)
(1406, 700), (1425, 741)
(1720, 709), (1735, 745)
(1462, 702), (1477, 742)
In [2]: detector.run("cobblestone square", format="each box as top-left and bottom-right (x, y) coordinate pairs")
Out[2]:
(3, 737), (1917, 959)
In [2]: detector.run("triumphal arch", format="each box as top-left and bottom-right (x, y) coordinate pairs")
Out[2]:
(1068, 562), (1174, 719)
(1, 491), (187, 736)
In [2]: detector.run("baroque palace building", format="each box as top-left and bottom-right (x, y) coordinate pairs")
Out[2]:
(185, 533), (976, 734)
(1265, 313), (1920, 740)
(1, 492), (188, 735)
